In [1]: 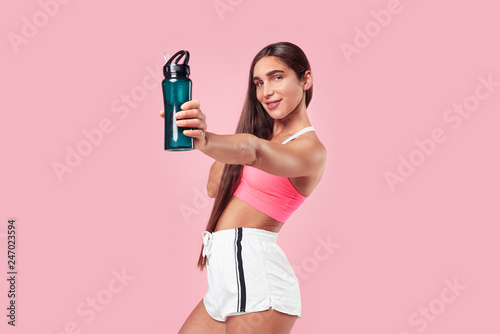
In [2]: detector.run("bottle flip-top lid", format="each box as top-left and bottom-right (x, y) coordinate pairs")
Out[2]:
(163, 50), (190, 78)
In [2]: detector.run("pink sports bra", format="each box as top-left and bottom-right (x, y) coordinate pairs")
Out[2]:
(233, 126), (316, 223)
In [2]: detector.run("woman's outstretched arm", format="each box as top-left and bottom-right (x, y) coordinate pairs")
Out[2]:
(251, 138), (326, 178)
(161, 99), (327, 178)
(161, 99), (258, 165)
(199, 131), (257, 166)
(199, 132), (326, 178)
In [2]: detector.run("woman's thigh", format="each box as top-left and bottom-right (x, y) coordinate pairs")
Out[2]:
(178, 298), (226, 334)
(226, 307), (297, 334)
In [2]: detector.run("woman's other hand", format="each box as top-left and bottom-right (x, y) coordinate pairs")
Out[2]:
(159, 99), (207, 150)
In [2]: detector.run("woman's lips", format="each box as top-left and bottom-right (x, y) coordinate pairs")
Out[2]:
(266, 100), (281, 110)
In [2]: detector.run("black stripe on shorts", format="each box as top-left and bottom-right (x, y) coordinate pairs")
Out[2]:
(234, 227), (246, 312)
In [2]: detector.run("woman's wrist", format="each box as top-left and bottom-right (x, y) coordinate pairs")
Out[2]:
(196, 130), (209, 151)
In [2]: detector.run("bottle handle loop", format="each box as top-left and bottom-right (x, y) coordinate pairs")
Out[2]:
(166, 50), (190, 66)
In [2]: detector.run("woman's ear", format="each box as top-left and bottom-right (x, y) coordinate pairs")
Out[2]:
(303, 70), (313, 89)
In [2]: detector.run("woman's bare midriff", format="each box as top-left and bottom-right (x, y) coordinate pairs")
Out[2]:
(214, 167), (322, 233)
(214, 195), (284, 233)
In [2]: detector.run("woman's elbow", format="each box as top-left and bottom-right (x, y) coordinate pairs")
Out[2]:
(206, 183), (218, 198)
(239, 134), (259, 166)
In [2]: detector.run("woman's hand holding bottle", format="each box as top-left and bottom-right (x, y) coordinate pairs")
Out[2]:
(160, 99), (207, 150)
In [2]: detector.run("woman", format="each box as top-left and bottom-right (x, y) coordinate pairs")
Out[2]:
(160, 41), (327, 333)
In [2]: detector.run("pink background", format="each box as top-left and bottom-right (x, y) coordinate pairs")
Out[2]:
(2, 0), (499, 333)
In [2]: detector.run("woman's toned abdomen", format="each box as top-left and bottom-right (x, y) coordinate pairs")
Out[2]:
(214, 196), (284, 232)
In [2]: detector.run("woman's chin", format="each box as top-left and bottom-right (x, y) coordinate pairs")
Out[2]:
(265, 106), (285, 118)
(268, 109), (292, 120)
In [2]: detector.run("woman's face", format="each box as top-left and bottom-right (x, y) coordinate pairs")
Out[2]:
(253, 56), (307, 119)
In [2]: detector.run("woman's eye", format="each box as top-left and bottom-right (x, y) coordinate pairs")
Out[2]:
(255, 76), (281, 87)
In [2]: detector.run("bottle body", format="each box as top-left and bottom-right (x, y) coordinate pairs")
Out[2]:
(162, 77), (193, 151)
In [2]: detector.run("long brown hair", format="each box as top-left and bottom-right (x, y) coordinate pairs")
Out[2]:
(197, 41), (313, 269)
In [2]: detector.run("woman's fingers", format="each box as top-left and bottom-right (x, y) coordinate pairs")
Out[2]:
(175, 106), (205, 121)
(175, 110), (205, 123)
(182, 129), (204, 138)
(161, 100), (207, 142)
(179, 100), (205, 121)
(159, 98), (200, 118)
(175, 117), (204, 128)
(180, 99), (200, 111)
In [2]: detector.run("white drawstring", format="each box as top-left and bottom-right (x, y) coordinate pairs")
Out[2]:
(202, 231), (213, 265)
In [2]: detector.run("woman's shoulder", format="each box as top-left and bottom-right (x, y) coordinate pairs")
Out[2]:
(308, 137), (327, 166)
(291, 131), (327, 159)
(285, 133), (327, 183)
(287, 135), (327, 195)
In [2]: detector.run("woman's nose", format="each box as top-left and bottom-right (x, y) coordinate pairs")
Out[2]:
(263, 83), (273, 97)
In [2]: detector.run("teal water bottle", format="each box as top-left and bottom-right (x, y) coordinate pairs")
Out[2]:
(163, 50), (194, 151)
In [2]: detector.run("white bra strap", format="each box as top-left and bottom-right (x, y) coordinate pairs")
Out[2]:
(281, 126), (316, 144)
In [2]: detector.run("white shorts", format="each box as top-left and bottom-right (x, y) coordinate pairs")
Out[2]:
(202, 227), (301, 322)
